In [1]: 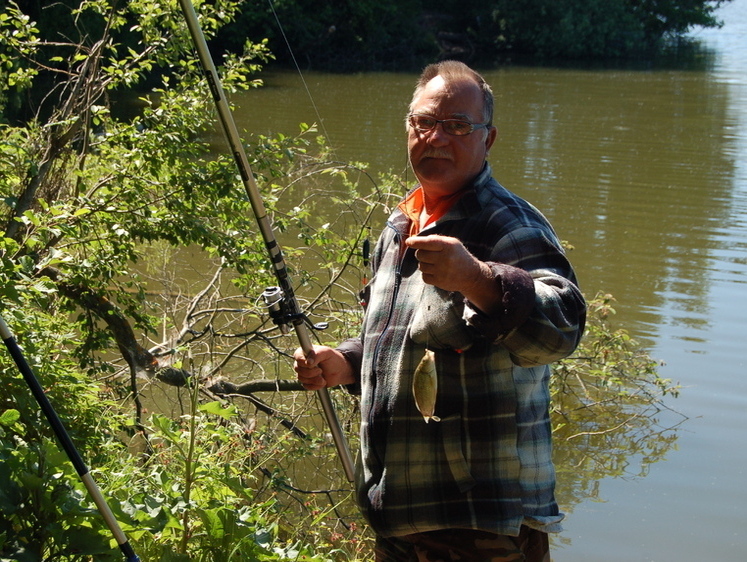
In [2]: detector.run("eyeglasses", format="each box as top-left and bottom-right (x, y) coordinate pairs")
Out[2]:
(408, 114), (490, 136)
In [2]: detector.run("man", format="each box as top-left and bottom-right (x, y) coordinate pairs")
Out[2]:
(294, 61), (586, 561)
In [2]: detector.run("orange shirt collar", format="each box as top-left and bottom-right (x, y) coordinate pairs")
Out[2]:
(398, 187), (466, 237)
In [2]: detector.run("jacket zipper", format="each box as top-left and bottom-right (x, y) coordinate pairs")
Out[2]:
(370, 222), (407, 372)
(366, 222), (409, 472)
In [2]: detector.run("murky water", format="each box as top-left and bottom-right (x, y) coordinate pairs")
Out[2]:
(226, 3), (747, 559)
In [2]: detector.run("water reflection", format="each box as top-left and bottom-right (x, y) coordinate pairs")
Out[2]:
(492, 66), (735, 342)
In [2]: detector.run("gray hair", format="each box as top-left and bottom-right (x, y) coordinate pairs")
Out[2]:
(408, 60), (494, 127)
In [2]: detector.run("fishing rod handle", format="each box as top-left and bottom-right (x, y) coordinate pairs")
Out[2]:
(318, 386), (355, 482)
(292, 321), (356, 482)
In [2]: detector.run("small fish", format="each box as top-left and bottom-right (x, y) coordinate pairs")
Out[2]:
(412, 349), (441, 423)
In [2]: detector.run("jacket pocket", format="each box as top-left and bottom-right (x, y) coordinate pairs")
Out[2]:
(440, 414), (476, 493)
(410, 284), (476, 351)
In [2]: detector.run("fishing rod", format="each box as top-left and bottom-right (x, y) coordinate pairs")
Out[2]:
(177, 0), (355, 482)
(0, 315), (140, 562)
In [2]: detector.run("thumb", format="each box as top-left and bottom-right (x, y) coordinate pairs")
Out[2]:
(302, 347), (318, 367)
(294, 346), (318, 368)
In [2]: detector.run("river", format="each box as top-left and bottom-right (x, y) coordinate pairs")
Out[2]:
(226, 3), (747, 560)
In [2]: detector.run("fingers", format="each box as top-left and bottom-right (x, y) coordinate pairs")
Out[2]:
(405, 235), (479, 291)
(298, 371), (327, 391)
(405, 234), (449, 255)
(296, 365), (327, 391)
(293, 346), (317, 368)
(405, 234), (466, 263)
(293, 346), (324, 390)
(406, 235), (451, 275)
(294, 345), (356, 390)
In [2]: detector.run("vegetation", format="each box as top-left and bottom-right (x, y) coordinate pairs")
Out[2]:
(218, 0), (731, 69)
(1, 0), (684, 559)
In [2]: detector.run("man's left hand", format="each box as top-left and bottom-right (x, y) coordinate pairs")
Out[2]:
(406, 234), (491, 294)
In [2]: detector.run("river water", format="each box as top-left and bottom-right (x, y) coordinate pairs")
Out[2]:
(228, 3), (747, 560)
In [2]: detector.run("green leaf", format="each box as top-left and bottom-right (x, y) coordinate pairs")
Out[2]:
(0, 409), (20, 426)
(198, 401), (236, 420)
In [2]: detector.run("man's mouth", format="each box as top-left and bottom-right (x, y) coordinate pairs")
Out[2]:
(421, 150), (452, 160)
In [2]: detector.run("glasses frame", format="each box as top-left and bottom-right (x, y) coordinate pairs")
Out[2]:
(408, 113), (490, 136)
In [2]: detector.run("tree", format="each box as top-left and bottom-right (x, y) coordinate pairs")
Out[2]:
(0, 0), (378, 558)
(485, 0), (730, 59)
(217, 0), (428, 71)
(211, 0), (731, 68)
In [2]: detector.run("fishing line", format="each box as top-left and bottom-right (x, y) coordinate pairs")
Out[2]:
(268, 3), (414, 185)
(266, 0), (335, 153)
(267, 0), (380, 298)
(178, 0), (355, 482)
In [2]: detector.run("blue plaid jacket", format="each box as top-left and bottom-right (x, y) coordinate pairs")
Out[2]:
(338, 164), (586, 538)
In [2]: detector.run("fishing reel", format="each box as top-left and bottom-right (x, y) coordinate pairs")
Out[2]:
(261, 286), (328, 335)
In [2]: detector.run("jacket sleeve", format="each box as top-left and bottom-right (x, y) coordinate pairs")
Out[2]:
(336, 337), (363, 394)
(464, 226), (586, 367)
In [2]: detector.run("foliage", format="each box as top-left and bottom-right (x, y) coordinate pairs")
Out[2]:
(104, 397), (343, 561)
(483, 0), (645, 59)
(0, 0), (377, 559)
(218, 0), (427, 72)
(484, 0), (730, 59)
(213, 0), (730, 69)
(0, 309), (124, 561)
(0, 0), (270, 353)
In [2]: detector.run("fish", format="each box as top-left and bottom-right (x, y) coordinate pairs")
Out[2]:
(412, 349), (441, 423)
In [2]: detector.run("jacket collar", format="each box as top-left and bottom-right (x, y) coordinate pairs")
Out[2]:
(392, 162), (495, 233)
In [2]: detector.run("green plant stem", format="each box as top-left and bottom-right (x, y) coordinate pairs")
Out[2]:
(180, 374), (201, 554)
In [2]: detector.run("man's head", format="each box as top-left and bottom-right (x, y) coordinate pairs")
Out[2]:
(407, 61), (497, 199)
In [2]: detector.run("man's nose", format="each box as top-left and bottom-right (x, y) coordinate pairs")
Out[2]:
(426, 122), (451, 145)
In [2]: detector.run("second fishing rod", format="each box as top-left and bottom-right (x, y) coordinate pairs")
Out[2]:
(178, 0), (355, 483)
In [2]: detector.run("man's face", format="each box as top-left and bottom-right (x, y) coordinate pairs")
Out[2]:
(407, 75), (497, 200)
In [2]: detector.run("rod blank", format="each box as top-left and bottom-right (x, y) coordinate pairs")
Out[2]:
(177, 0), (355, 482)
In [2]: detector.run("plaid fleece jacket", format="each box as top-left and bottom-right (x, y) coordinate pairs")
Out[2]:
(337, 164), (586, 538)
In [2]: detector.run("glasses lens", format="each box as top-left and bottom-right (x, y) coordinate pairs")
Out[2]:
(443, 120), (473, 136)
(410, 115), (480, 136)
(411, 115), (436, 131)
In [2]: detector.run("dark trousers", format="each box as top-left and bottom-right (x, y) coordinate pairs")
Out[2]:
(374, 526), (551, 562)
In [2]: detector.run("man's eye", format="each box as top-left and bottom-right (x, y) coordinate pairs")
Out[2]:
(415, 117), (436, 129)
(445, 121), (470, 134)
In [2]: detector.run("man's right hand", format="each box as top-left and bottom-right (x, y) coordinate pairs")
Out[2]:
(293, 345), (356, 390)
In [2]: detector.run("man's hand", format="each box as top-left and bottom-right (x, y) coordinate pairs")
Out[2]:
(293, 345), (356, 391)
(405, 234), (490, 292)
(405, 234), (502, 314)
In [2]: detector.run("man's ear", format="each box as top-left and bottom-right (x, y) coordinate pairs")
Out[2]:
(485, 126), (498, 151)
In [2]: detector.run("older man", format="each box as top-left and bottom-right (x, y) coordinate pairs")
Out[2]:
(295, 61), (586, 562)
